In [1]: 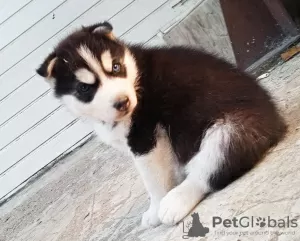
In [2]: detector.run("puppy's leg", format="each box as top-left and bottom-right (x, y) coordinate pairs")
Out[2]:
(158, 122), (232, 225)
(134, 128), (182, 228)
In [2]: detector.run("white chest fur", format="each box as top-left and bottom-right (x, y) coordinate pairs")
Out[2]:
(93, 120), (132, 154)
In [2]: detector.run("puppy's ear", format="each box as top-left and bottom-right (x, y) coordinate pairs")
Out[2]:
(88, 21), (115, 40)
(36, 52), (57, 79)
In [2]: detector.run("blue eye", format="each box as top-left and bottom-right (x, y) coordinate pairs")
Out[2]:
(112, 63), (121, 73)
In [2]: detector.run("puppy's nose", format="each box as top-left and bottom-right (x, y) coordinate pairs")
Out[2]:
(113, 96), (130, 111)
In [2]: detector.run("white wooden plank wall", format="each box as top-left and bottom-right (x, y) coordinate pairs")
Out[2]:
(0, 0), (33, 25)
(0, 0), (203, 200)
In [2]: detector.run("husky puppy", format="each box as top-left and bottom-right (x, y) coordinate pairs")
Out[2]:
(36, 22), (286, 227)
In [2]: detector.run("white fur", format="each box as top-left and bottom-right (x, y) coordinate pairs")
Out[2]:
(101, 50), (113, 72)
(77, 45), (106, 80)
(93, 119), (131, 154)
(134, 126), (183, 228)
(158, 122), (233, 225)
(75, 68), (95, 84)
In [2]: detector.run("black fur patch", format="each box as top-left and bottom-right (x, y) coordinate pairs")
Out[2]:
(126, 45), (286, 190)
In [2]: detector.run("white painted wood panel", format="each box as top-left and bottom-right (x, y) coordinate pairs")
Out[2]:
(0, 0), (102, 75)
(0, 92), (60, 150)
(0, 0), (66, 50)
(111, 0), (168, 36)
(0, 120), (91, 200)
(0, 108), (75, 175)
(0, 0), (32, 24)
(0, 76), (49, 126)
(122, 0), (202, 44)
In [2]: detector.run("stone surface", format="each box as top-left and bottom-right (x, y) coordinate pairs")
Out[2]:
(1, 54), (300, 241)
(164, 0), (236, 64)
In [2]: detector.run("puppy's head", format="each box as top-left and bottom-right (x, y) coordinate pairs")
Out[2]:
(36, 22), (139, 124)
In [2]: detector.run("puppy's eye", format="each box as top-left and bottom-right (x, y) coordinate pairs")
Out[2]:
(112, 63), (121, 73)
(77, 83), (91, 93)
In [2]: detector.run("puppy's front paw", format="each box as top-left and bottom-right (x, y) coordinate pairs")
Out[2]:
(158, 189), (190, 225)
(158, 183), (204, 226)
(141, 206), (161, 228)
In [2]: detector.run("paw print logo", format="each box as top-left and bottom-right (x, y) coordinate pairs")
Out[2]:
(256, 217), (266, 227)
